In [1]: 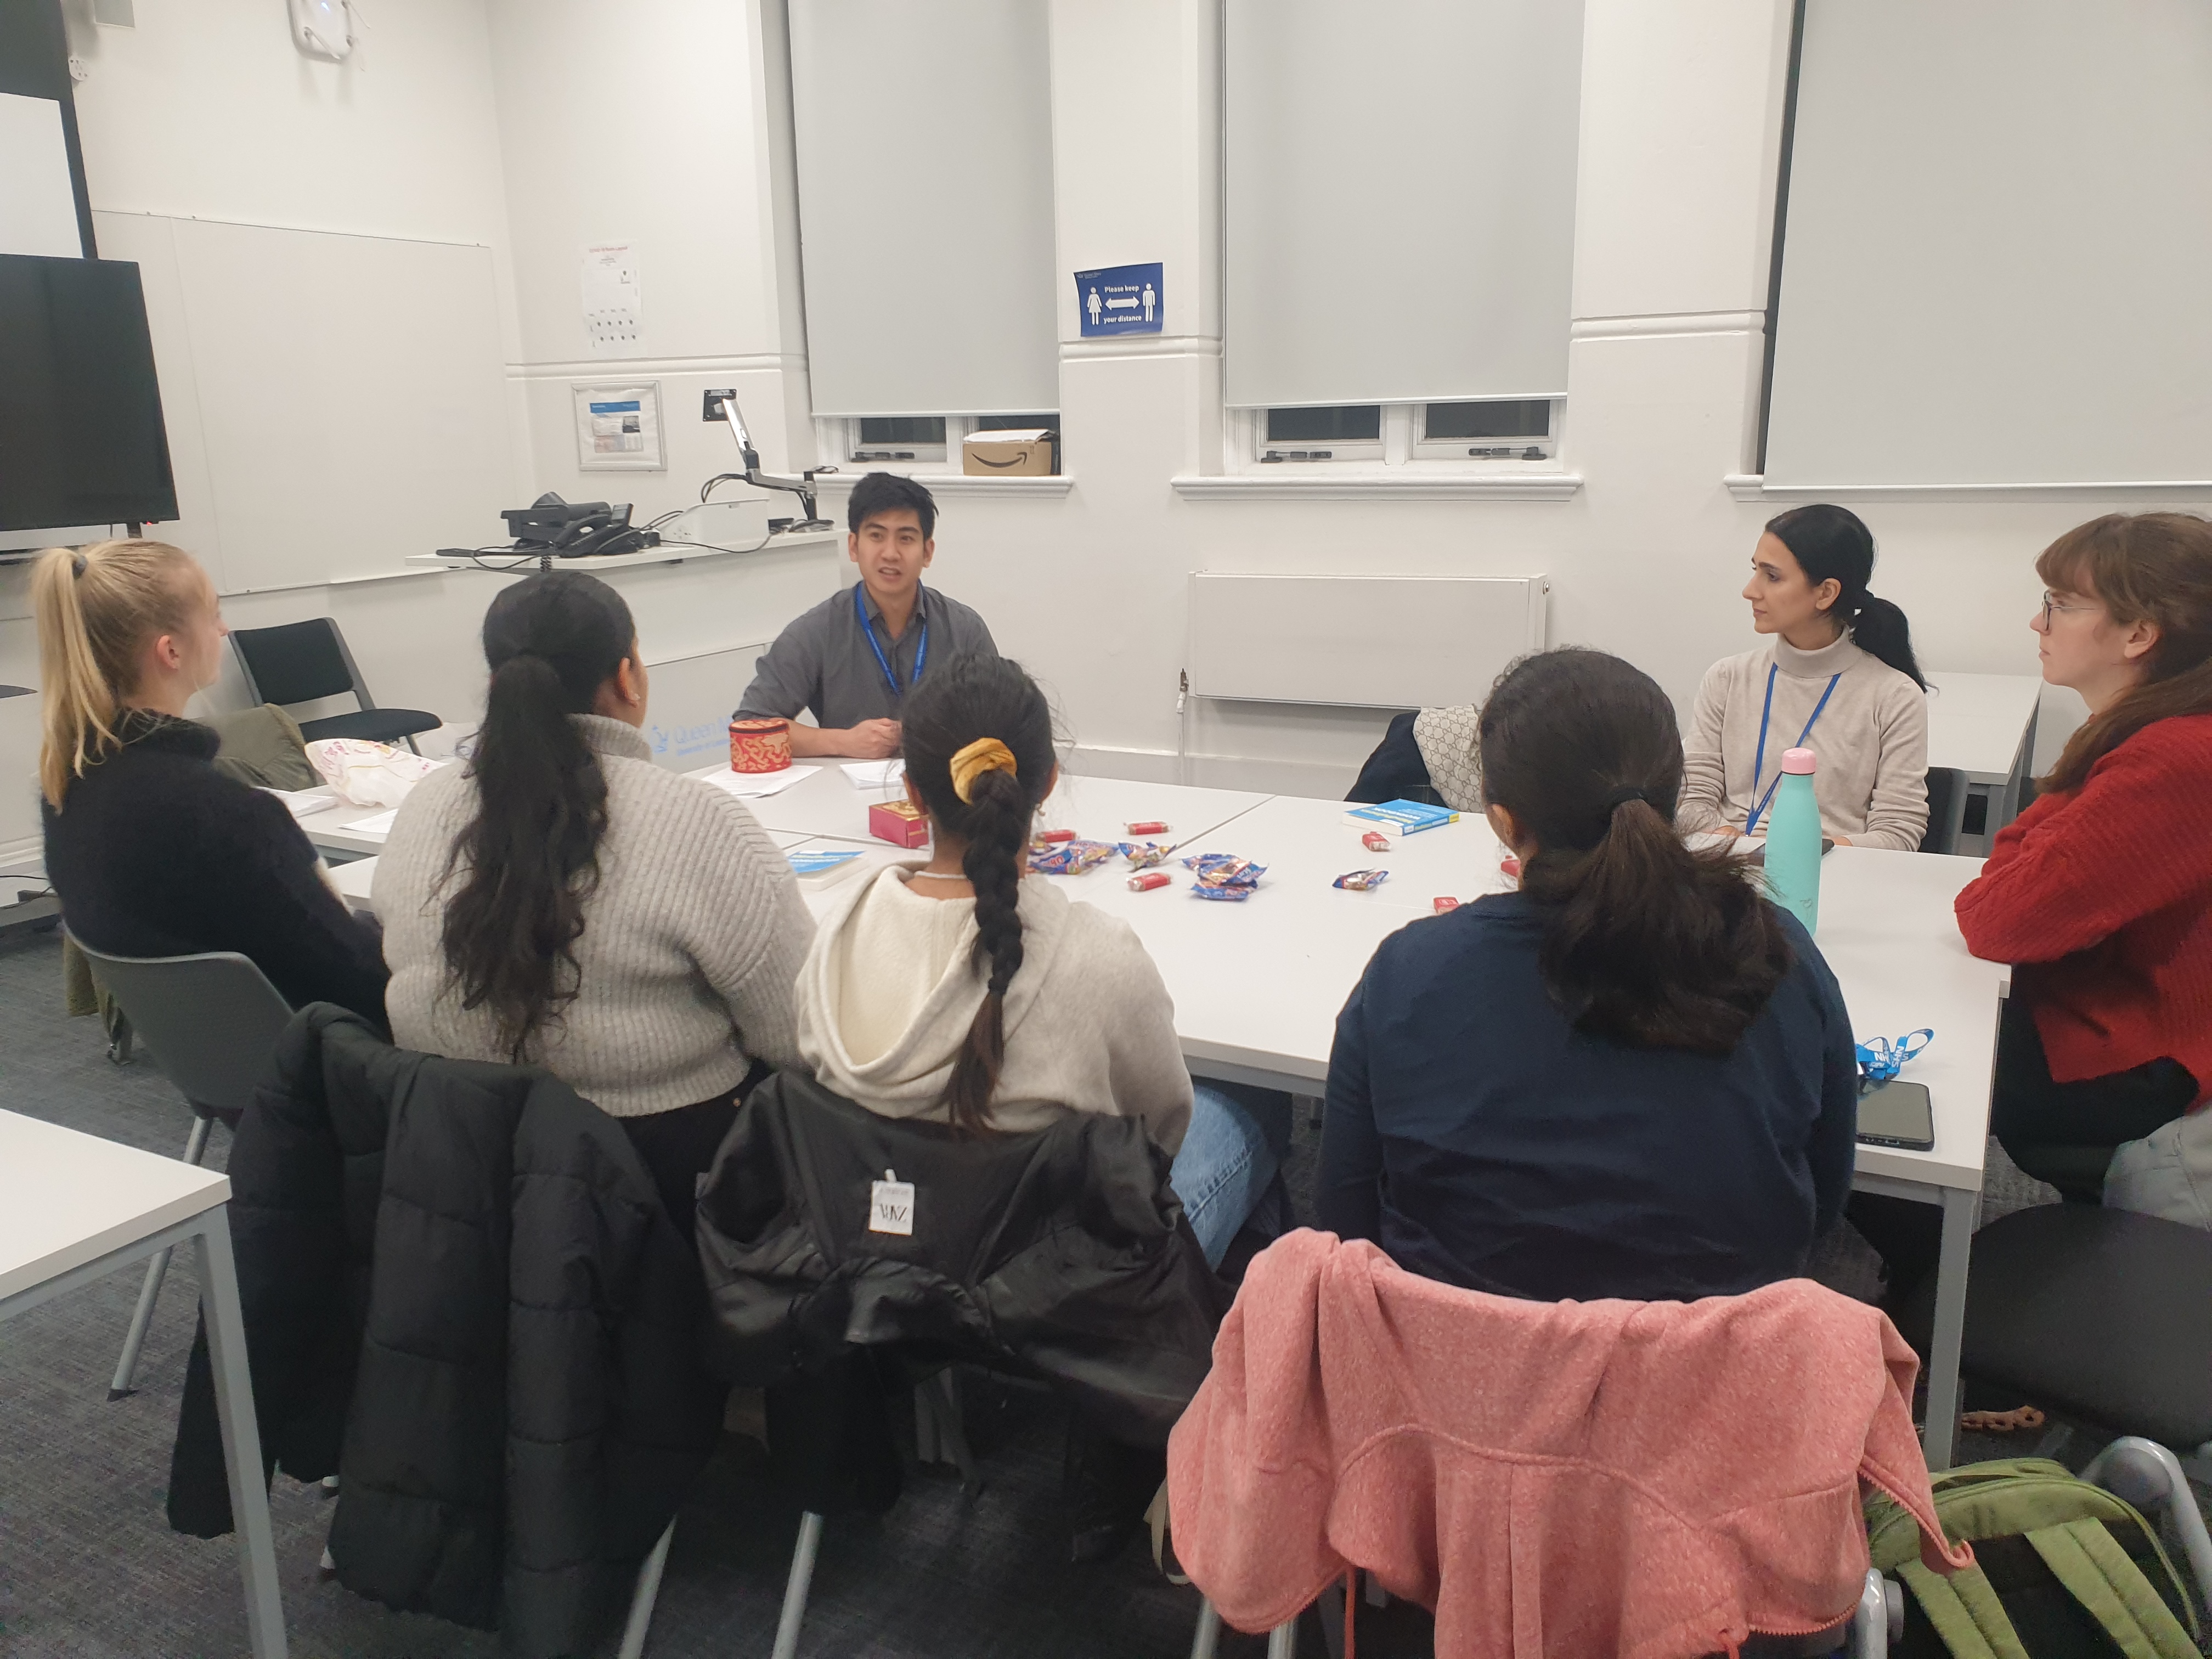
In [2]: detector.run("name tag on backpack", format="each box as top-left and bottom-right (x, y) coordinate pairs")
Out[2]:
(868, 1170), (915, 1237)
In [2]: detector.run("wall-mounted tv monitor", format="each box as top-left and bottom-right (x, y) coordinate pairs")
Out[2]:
(0, 252), (177, 533)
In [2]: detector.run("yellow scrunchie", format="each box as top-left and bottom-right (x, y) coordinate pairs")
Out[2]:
(949, 736), (1018, 803)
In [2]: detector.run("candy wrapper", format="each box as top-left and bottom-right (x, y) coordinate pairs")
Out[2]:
(1117, 840), (1175, 870)
(1128, 871), (1172, 893)
(1027, 837), (1117, 876)
(1333, 868), (1390, 891)
(1361, 830), (1393, 853)
(1433, 896), (1462, 913)
(1184, 852), (1265, 901)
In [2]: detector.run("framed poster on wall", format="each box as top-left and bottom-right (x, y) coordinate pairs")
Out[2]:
(573, 381), (664, 471)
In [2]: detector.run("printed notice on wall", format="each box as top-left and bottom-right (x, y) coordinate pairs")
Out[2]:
(581, 244), (641, 354)
(572, 381), (664, 471)
(1074, 262), (1164, 338)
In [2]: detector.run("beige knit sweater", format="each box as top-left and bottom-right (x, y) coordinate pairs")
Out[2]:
(374, 715), (814, 1116)
(1678, 633), (1929, 853)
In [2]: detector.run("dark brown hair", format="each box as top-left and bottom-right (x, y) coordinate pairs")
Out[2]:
(439, 572), (635, 1059)
(1480, 648), (1795, 1056)
(900, 653), (1056, 1131)
(2035, 512), (2212, 795)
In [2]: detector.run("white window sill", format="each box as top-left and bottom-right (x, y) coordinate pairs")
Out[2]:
(1171, 469), (1582, 502)
(1726, 472), (2212, 504)
(815, 472), (1073, 498)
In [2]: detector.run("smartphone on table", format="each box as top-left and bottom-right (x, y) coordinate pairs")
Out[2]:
(1855, 1080), (1935, 1152)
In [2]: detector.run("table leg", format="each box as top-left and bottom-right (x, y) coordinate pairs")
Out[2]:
(1920, 1186), (1978, 1472)
(197, 1212), (288, 1658)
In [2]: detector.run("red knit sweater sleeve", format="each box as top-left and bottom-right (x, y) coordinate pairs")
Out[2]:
(1955, 716), (2212, 963)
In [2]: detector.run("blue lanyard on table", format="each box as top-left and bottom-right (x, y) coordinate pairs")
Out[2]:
(856, 582), (927, 701)
(1744, 663), (1842, 834)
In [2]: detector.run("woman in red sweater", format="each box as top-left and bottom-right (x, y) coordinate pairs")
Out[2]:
(1955, 512), (2212, 1202)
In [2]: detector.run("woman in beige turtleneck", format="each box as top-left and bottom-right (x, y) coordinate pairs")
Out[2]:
(1679, 504), (1930, 853)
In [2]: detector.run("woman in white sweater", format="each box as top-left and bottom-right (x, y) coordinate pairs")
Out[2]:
(794, 652), (1278, 1269)
(1680, 504), (1931, 852)
(375, 572), (814, 1232)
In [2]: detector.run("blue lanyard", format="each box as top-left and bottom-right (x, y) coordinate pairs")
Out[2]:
(855, 582), (927, 701)
(1745, 663), (1842, 834)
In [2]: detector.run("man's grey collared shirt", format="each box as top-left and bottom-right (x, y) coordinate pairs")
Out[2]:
(733, 583), (998, 730)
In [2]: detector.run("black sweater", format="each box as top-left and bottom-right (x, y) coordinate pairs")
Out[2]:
(43, 712), (389, 1025)
(1319, 890), (1859, 1303)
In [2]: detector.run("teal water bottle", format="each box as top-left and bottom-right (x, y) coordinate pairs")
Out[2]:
(1763, 745), (1823, 933)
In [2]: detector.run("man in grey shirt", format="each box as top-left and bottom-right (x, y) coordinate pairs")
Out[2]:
(733, 473), (998, 758)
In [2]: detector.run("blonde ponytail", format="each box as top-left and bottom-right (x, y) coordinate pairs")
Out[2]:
(34, 539), (201, 809)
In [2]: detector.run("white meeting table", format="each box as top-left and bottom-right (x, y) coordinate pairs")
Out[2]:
(342, 764), (2009, 1468)
(0, 1110), (287, 1656)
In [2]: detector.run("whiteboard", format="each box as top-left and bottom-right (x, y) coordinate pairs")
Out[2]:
(1187, 573), (1547, 709)
(92, 212), (509, 593)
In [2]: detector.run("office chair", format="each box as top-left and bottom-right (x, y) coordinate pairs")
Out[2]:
(1919, 767), (1964, 854)
(1901, 1203), (2212, 1577)
(65, 938), (292, 1401)
(230, 618), (439, 752)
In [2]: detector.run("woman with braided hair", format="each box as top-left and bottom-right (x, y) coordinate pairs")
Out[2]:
(793, 651), (1279, 1266)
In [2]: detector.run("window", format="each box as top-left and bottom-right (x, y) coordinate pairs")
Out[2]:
(835, 413), (1062, 474)
(788, 0), (1057, 421)
(1417, 399), (1556, 460)
(852, 416), (947, 462)
(1244, 399), (1561, 468)
(1223, 2), (1582, 416)
(1260, 405), (1381, 461)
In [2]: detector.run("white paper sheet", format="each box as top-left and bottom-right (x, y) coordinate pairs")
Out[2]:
(839, 759), (906, 790)
(262, 787), (338, 820)
(697, 764), (820, 800)
(580, 244), (640, 354)
(342, 808), (400, 839)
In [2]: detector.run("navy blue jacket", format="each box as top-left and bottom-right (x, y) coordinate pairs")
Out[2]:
(1319, 890), (1858, 1303)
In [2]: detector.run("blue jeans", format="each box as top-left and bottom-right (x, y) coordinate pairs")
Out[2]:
(1169, 1084), (1283, 1268)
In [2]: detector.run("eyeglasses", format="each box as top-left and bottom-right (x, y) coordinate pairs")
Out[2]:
(2039, 591), (2097, 630)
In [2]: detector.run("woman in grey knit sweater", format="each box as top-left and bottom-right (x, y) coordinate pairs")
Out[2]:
(374, 573), (814, 1229)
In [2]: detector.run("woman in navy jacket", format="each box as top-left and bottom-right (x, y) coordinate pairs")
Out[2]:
(1321, 648), (1859, 1303)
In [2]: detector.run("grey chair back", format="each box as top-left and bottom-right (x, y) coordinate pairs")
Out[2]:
(68, 935), (292, 1119)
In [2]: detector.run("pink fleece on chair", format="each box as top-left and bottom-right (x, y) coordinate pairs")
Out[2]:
(1167, 1230), (1970, 1659)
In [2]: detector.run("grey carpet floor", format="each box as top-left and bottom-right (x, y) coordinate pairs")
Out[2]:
(0, 923), (2174, 1658)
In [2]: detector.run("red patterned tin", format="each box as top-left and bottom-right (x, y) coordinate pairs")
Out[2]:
(729, 717), (792, 774)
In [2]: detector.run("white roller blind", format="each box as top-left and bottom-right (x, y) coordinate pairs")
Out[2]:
(1223, 1), (1583, 410)
(788, 0), (1057, 417)
(1766, 0), (2212, 488)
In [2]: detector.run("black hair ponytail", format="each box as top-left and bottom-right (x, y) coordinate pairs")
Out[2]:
(899, 653), (1057, 1132)
(440, 572), (636, 1059)
(1765, 503), (1927, 689)
(1482, 648), (1794, 1056)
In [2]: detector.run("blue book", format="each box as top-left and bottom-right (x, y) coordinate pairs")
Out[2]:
(787, 848), (865, 888)
(1344, 799), (1460, 836)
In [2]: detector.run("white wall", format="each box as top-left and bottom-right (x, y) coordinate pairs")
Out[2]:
(5, 0), (2132, 859)
(890, 0), (2108, 795)
(0, 0), (527, 856)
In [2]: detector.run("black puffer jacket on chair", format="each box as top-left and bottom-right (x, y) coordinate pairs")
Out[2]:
(166, 1005), (720, 1657)
(697, 1069), (1227, 1452)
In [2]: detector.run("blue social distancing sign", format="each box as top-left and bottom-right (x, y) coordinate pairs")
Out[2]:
(1075, 262), (1163, 337)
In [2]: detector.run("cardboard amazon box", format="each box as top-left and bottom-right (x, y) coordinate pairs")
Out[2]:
(961, 428), (1057, 476)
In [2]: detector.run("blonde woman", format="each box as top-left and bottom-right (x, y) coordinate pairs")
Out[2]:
(35, 539), (388, 1022)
